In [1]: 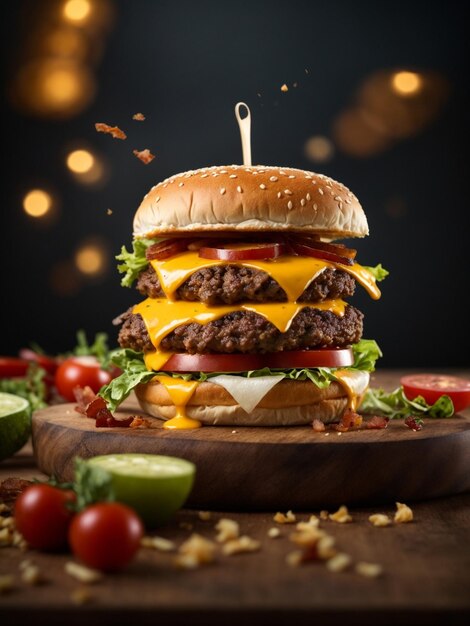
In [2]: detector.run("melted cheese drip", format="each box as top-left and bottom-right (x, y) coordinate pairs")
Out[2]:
(333, 370), (370, 411)
(151, 252), (381, 301)
(134, 298), (346, 351)
(153, 375), (201, 429)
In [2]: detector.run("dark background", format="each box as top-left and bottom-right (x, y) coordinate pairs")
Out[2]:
(1, 0), (468, 366)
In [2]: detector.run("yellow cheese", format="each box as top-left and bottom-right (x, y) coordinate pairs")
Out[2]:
(150, 252), (381, 301)
(152, 375), (201, 430)
(134, 298), (347, 350)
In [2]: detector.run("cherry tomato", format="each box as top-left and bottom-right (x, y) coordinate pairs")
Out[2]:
(401, 374), (470, 414)
(19, 349), (58, 375)
(14, 485), (76, 551)
(198, 242), (289, 261)
(69, 503), (143, 571)
(0, 357), (30, 378)
(161, 348), (354, 372)
(55, 356), (114, 402)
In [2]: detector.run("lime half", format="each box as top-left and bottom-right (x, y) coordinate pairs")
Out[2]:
(86, 454), (196, 527)
(0, 392), (31, 462)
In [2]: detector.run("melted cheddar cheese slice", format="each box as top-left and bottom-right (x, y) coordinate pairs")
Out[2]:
(150, 252), (381, 302)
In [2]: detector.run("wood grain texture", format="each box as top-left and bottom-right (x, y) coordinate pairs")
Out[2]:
(31, 371), (470, 510)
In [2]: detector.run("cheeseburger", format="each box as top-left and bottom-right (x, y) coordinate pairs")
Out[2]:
(104, 165), (387, 428)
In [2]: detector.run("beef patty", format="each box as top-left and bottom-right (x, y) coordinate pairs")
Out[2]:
(136, 265), (355, 305)
(117, 305), (363, 354)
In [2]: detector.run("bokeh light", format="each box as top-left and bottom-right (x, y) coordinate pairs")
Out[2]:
(75, 243), (108, 276)
(63, 0), (92, 24)
(44, 27), (88, 61)
(304, 136), (334, 163)
(49, 260), (82, 297)
(392, 71), (422, 96)
(23, 189), (52, 218)
(66, 149), (95, 173)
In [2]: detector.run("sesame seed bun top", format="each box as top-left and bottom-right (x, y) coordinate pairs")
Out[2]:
(133, 165), (369, 240)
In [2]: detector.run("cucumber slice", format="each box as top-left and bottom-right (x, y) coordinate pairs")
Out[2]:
(86, 454), (195, 527)
(0, 392), (31, 462)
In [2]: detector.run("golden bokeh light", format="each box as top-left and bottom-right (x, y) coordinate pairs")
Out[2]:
(391, 71), (422, 96)
(23, 189), (52, 218)
(333, 108), (391, 158)
(304, 136), (334, 163)
(45, 28), (88, 60)
(11, 59), (96, 118)
(67, 149), (95, 173)
(63, 0), (92, 23)
(75, 244), (106, 275)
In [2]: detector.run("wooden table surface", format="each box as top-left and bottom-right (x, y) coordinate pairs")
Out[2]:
(1, 370), (470, 626)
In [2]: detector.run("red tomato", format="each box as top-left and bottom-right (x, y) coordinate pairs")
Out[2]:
(401, 374), (470, 414)
(14, 485), (76, 551)
(55, 356), (114, 402)
(0, 357), (30, 378)
(290, 242), (353, 266)
(198, 242), (289, 261)
(19, 349), (58, 375)
(161, 348), (354, 372)
(69, 503), (143, 571)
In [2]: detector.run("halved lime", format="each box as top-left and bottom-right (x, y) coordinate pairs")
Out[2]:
(86, 454), (196, 527)
(0, 392), (31, 462)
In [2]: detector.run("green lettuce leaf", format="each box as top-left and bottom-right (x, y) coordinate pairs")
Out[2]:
(364, 263), (389, 282)
(73, 330), (110, 364)
(0, 363), (48, 413)
(360, 386), (454, 419)
(116, 238), (156, 288)
(100, 339), (382, 411)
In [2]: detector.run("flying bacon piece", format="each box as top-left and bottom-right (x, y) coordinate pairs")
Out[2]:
(95, 123), (127, 140)
(132, 113), (146, 121)
(133, 148), (155, 164)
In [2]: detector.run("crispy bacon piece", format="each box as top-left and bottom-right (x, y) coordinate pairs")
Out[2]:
(95, 123), (127, 140)
(404, 416), (424, 431)
(129, 416), (153, 429)
(132, 113), (145, 121)
(133, 148), (155, 164)
(365, 415), (389, 429)
(312, 419), (326, 432)
(0, 477), (34, 508)
(73, 387), (133, 428)
(334, 408), (363, 432)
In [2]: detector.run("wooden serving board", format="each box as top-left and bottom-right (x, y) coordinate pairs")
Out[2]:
(32, 392), (470, 510)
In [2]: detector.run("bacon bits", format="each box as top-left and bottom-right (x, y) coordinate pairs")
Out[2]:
(405, 416), (424, 431)
(334, 409), (363, 432)
(280, 84), (289, 92)
(73, 386), (133, 428)
(132, 113), (146, 121)
(365, 415), (389, 429)
(95, 123), (127, 140)
(129, 416), (153, 429)
(133, 149), (155, 164)
(312, 419), (326, 432)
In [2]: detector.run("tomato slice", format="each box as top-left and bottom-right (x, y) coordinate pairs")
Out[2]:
(159, 348), (354, 373)
(19, 349), (58, 375)
(0, 357), (30, 378)
(290, 242), (353, 266)
(401, 374), (470, 414)
(198, 242), (289, 261)
(146, 238), (192, 261)
(290, 236), (357, 260)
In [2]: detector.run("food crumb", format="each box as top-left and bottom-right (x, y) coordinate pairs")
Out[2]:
(215, 518), (239, 543)
(231, 430), (237, 434)
(394, 502), (413, 523)
(179, 521), (193, 531)
(175, 533), (216, 568)
(369, 513), (392, 527)
(280, 84), (289, 92)
(198, 511), (211, 521)
(222, 535), (261, 555)
(326, 552), (352, 572)
(133, 148), (155, 164)
(132, 112), (146, 121)
(329, 505), (352, 524)
(286, 550), (303, 567)
(273, 510), (296, 524)
(71, 587), (94, 605)
(267, 527), (281, 539)
(356, 561), (383, 578)
(106, 208), (113, 215)
(319, 510), (329, 520)
(141, 536), (176, 552)
(65, 562), (103, 584)
(21, 564), (43, 585)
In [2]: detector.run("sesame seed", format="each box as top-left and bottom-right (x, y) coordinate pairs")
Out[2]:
(169, 180), (174, 184)
(345, 198), (352, 204)
(318, 188), (324, 195)
(229, 174), (237, 178)
(279, 170), (287, 176)
(252, 171), (258, 175)
(163, 183), (168, 188)
(270, 176), (278, 182)
(338, 202), (343, 209)
(237, 186), (243, 193)
(284, 189), (293, 195)
(306, 193), (311, 201)
(220, 170), (228, 174)
(212, 173), (219, 177)
(311, 180), (317, 184)
(260, 184), (267, 190)
(305, 175), (312, 180)
(178, 182), (184, 187)
(201, 174), (208, 178)
(220, 188), (226, 195)
(334, 195), (342, 201)
(287, 201), (293, 210)
(277, 192), (282, 198)
(288, 175), (296, 179)
(156, 196), (160, 202)
(313, 203), (318, 210)
(300, 199), (306, 206)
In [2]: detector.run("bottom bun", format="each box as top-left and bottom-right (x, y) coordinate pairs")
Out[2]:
(135, 379), (347, 426)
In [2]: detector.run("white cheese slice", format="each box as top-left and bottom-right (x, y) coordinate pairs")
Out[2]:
(209, 375), (286, 414)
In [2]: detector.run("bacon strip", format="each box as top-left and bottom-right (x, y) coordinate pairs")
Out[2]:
(95, 123), (127, 140)
(133, 148), (155, 164)
(365, 415), (389, 429)
(73, 387), (133, 428)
